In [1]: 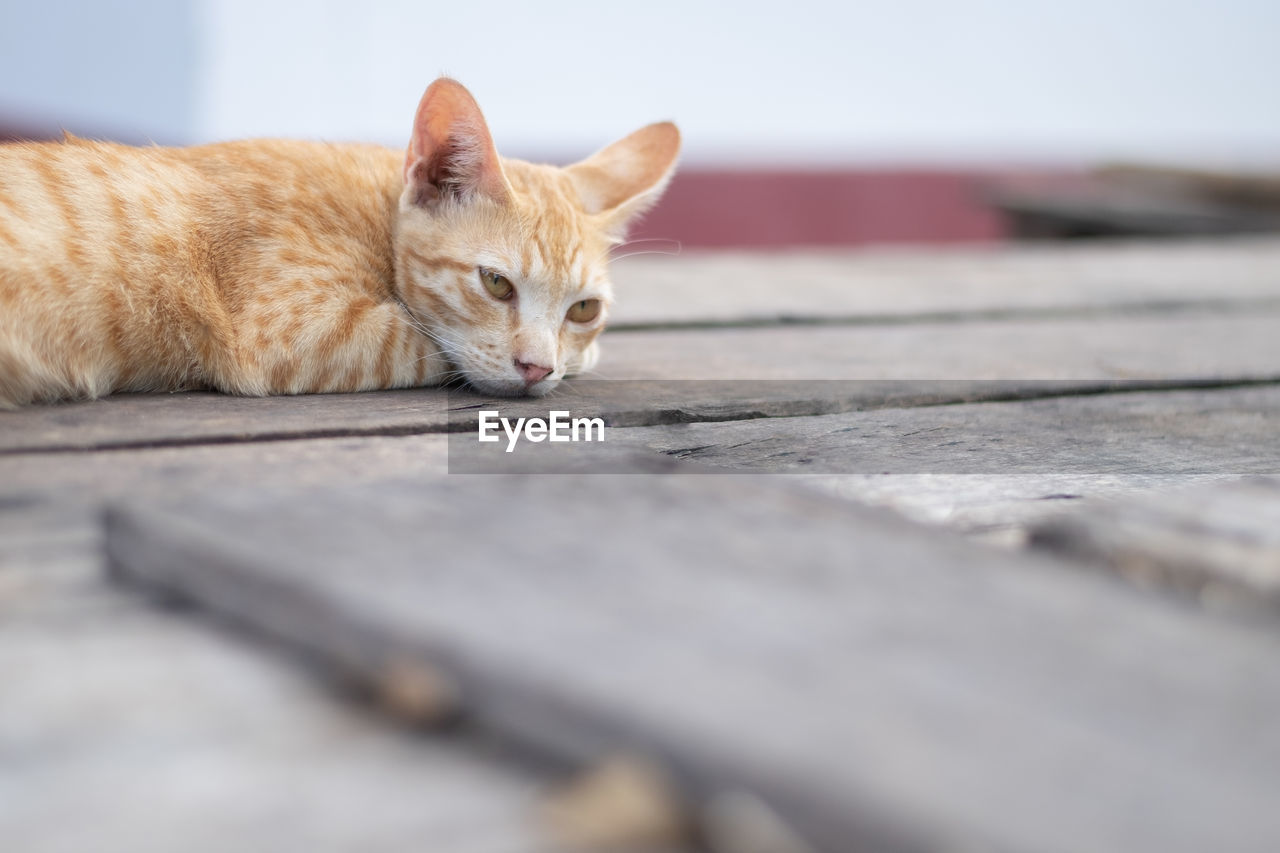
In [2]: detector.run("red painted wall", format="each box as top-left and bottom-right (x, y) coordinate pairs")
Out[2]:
(632, 169), (1071, 249)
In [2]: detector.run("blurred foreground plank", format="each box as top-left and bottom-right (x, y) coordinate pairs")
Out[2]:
(0, 500), (639, 853)
(1031, 477), (1280, 614)
(106, 475), (1280, 853)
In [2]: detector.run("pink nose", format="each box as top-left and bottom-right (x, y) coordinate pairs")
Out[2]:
(514, 358), (553, 385)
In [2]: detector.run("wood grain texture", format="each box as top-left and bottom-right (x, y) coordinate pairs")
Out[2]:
(608, 238), (1280, 326)
(0, 389), (451, 454)
(0, 491), (691, 853)
(0, 434), (451, 501)
(6, 381), (1276, 549)
(605, 384), (1280, 476)
(7, 309), (1280, 454)
(106, 475), (1280, 853)
(446, 383), (1280, 542)
(1030, 476), (1280, 613)
(802, 472), (1244, 548)
(0, 600), (579, 853)
(9, 239), (1280, 853)
(595, 312), (1280, 380)
(0, 397), (1253, 550)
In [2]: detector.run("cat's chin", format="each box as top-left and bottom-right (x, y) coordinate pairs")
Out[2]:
(464, 377), (559, 398)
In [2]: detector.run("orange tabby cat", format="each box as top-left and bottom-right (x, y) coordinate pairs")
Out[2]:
(0, 78), (679, 407)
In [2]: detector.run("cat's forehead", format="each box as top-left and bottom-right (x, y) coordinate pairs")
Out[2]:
(504, 162), (610, 285)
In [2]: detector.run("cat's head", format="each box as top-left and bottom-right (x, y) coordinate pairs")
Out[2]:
(392, 78), (679, 396)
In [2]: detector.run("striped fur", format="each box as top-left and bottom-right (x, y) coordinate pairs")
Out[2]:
(0, 78), (679, 407)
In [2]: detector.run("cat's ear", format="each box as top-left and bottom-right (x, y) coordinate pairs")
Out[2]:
(565, 122), (681, 241)
(404, 78), (511, 209)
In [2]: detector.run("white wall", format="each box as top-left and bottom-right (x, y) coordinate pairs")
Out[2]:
(0, 0), (198, 142)
(2, 0), (1278, 166)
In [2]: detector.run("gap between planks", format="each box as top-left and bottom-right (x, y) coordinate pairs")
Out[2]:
(3, 378), (1279, 458)
(607, 294), (1280, 332)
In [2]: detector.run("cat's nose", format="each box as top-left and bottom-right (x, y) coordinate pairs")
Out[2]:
(514, 358), (553, 385)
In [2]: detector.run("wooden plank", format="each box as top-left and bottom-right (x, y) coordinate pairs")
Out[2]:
(6, 381), (1277, 547)
(0, 435), (452, 501)
(106, 475), (1280, 853)
(800, 472), (1243, 548)
(0, 598), (580, 853)
(5, 310), (1280, 455)
(442, 382), (1280, 490)
(0, 495), (693, 853)
(0, 431), (686, 499)
(1030, 477), (1280, 614)
(594, 384), (1280, 476)
(558, 383), (1280, 542)
(594, 311), (1280, 380)
(608, 238), (1280, 326)
(6, 379), (1271, 563)
(0, 388), (450, 454)
(0, 498), (104, 612)
(0, 391), (1252, 547)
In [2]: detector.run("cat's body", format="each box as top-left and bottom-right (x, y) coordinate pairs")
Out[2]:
(0, 137), (434, 403)
(0, 79), (679, 407)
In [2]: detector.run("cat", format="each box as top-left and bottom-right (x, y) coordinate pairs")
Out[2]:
(0, 78), (680, 407)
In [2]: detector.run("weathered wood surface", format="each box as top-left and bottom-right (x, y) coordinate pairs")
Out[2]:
(3, 385), (1268, 554)
(0, 388), (451, 454)
(5, 310), (1280, 454)
(0, 498), (102, 606)
(1030, 477), (1280, 613)
(106, 475), (1280, 853)
(0, 496), (688, 853)
(0, 435), (451, 501)
(7, 238), (1280, 852)
(4, 382), (1276, 541)
(595, 312), (1280, 380)
(444, 383), (1280, 543)
(0, 382), (1050, 455)
(3, 237), (1278, 455)
(600, 384), (1280, 476)
(608, 238), (1280, 326)
(804, 472), (1245, 548)
(7, 380), (1275, 493)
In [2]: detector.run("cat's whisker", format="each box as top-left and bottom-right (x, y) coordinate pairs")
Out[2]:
(588, 239), (680, 269)
(610, 251), (677, 263)
(392, 312), (468, 357)
(607, 239), (683, 263)
(547, 381), (584, 399)
(612, 237), (683, 254)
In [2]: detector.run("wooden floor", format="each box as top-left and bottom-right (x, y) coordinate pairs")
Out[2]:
(3, 237), (1280, 852)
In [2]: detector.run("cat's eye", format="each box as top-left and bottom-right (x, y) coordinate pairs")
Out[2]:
(566, 299), (601, 324)
(480, 268), (514, 301)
